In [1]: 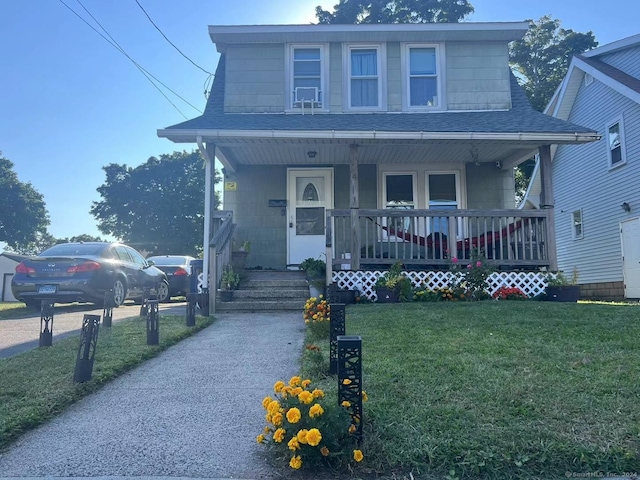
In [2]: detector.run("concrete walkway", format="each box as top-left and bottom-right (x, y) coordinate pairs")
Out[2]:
(0, 312), (305, 479)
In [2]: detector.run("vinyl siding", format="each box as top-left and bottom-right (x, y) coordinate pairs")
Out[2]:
(598, 46), (640, 78)
(446, 42), (511, 110)
(387, 42), (402, 112)
(223, 166), (288, 268)
(465, 164), (516, 209)
(224, 45), (285, 113)
(553, 74), (640, 284)
(222, 41), (512, 113)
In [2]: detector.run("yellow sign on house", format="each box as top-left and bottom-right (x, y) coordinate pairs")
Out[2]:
(224, 181), (237, 191)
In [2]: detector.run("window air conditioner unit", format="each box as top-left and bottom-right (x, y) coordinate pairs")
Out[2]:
(294, 87), (320, 113)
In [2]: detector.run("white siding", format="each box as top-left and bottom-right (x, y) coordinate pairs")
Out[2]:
(553, 73), (640, 284)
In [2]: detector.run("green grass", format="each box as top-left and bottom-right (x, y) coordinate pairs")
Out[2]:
(301, 302), (640, 479)
(0, 302), (32, 320)
(0, 313), (214, 449)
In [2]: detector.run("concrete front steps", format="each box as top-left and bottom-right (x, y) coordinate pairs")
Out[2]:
(215, 270), (310, 313)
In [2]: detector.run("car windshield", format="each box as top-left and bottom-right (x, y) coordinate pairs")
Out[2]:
(39, 243), (106, 257)
(147, 256), (190, 266)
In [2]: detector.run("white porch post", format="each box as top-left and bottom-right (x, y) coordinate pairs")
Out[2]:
(196, 137), (216, 314)
(539, 144), (558, 271)
(350, 144), (360, 271)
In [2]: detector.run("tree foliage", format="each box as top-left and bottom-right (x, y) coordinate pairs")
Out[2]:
(91, 151), (220, 256)
(0, 155), (50, 252)
(316, 0), (473, 24)
(510, 15), (598, 112)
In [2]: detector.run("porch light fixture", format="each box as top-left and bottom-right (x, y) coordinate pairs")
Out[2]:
(307, 150), (317, 159)
(469, 145), (480, 166)
(621, 202), (631, 212)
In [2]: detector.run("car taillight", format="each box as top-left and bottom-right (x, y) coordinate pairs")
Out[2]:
(174, 267), (188, 276)
(67, 261), (101, 273)
(15, 262), (35, 274)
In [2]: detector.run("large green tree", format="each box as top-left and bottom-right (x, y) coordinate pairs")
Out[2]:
(510, 15), (598, 112)
(316, 0), (473, 24)
(0, 155), (50, 252)
(91, 151), (219, 256)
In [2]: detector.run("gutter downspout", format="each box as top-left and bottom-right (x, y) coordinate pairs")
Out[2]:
(196, 136), (212, 294)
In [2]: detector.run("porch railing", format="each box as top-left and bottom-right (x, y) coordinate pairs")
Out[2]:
(326, 209), (549, 271)
(209, 210), (235, 313)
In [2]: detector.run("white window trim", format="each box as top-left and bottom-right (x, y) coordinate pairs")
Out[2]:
(285, 44), (330, 112)
(343, 43), (387, 112)
(381, 171), (418, 208)
(571, 209), (584, 240)
(401, 43), (446, 111)
(606, 115), (627, 169)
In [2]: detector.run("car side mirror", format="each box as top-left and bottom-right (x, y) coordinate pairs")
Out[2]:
(147, 260), (155, 267)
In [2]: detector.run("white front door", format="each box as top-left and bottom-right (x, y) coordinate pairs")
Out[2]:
(621, 218), (640, 298)
(287, 168), (333, 266)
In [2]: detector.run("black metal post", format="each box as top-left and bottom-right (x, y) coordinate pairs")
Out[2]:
(74, 314), (101, 383)
(329, 303), (346, 374)
(39, 301), (54, 347)
(186, 293), (196, 327)
(337, 335), (363, 438)
(140, 287), (151, 316)
(199, 287), (210, 317)
(146, 299), (159, 345)
(326, 283), (338, 303)
(102, 290), (114, 327)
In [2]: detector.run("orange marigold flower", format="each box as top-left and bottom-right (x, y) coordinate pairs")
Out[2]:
(309, 403), (324, 418)
(287, 436), (300, 451)
(271, 412), (283, 426)
(312, 388), (324, 398)
(289, 376), (302, 387)
(289, 455), (302, 470)
(353, 449), (364, 462)
(273, 381), (285, 393)
(348, 424), (357, 434)
(341, 400), (351, 408)
(273, 427), (286, 443)
(296, 428), (308, 444)
(362, 390), (369, 402)
(320, 446), (330, 457)
(342, 378), (352, 385)
(256, 433), (265, 444)
(286, 407), (301, 424)
(305, 428), (322, 446)
(301, 379), (312, 388)
(262, 396), (273, 410)
(267, 400), (280, 414)
(298, 390), (314, 405)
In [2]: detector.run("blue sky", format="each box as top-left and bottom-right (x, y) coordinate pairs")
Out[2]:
(0, 0), (637, 251)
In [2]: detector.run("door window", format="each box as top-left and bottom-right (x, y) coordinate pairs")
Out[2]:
(428, 173), (459, 235)
(296, 177), (325, 236)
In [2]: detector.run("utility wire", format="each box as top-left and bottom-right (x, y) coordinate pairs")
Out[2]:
(58, 0), (201, 118)
(72, 0), (201, 116)
(134, 0), (212, 76)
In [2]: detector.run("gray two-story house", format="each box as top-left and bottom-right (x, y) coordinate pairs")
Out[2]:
(158, 22), (598, 299)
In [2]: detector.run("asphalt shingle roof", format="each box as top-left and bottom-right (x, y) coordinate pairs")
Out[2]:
(164, 54), (594, 136)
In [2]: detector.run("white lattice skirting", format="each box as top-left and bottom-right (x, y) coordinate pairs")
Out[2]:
(332, 270), (548, 301)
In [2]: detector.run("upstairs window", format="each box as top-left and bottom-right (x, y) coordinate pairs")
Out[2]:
(346, 44), (385, 110)
(287, 45), (328, 110)
(606, 117), (626, 168)
(403, 44), (443, 110)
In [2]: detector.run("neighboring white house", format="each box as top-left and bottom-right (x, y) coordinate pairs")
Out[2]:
(526, 33), (640, 300)
(0, 252), (26, 302)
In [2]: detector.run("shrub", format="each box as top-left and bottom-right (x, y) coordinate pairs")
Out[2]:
(492, 286), (529, 300)
(258, 377), (364, 471)
(303, 296), (330, 338)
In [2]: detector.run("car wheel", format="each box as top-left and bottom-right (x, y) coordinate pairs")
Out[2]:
(157, 280), (170, 303)
(112, 278), (127, 307)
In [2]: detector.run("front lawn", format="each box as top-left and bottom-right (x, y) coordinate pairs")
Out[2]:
(302, 301), (640, 479)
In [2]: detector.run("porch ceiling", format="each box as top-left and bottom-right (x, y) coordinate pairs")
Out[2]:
(213, 137), (544, 170)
